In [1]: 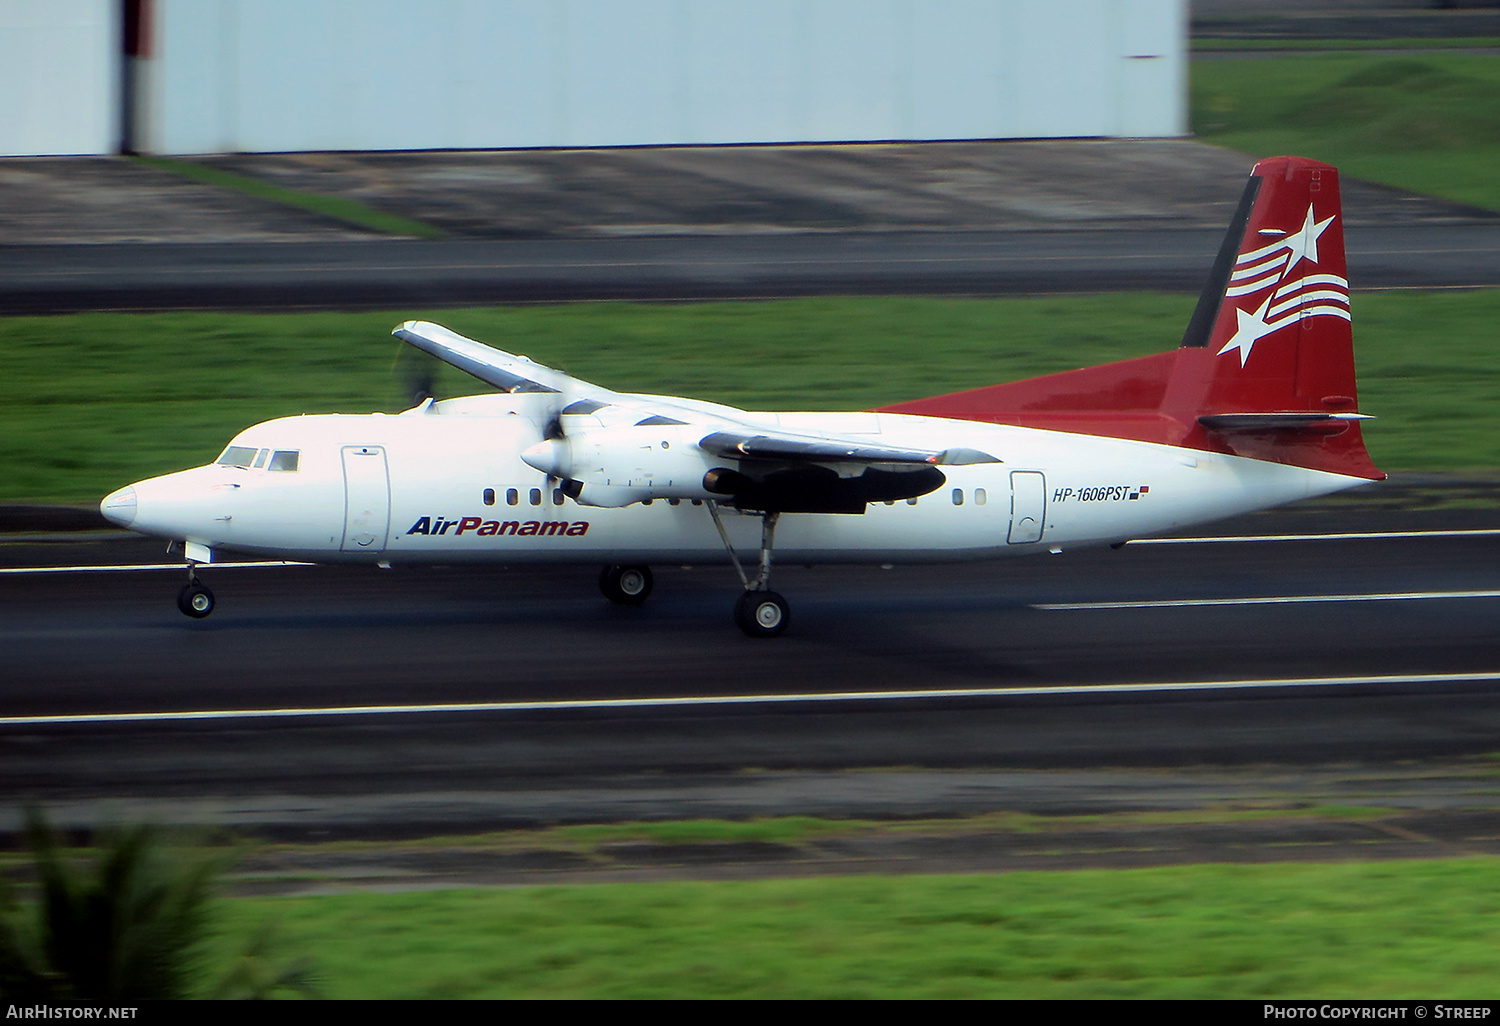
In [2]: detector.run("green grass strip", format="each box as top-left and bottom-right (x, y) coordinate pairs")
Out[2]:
(215, 858), (1500, 998)
(225, 806), (1392, 859)
(1192, 50), (1500, 211)
(128, 155), (445, 239)
(3, 293), (1497, 506)
(1195, 37), (1500, 52)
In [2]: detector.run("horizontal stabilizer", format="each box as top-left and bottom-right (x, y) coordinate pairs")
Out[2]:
(1199, 412), (1373, 432)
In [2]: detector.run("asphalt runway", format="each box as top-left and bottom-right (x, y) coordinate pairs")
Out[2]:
(4, 508), (1500, 834)
(5, 222), (1500, 313)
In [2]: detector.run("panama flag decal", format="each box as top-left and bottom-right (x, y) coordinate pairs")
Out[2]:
(1217, 203), (1349, 367)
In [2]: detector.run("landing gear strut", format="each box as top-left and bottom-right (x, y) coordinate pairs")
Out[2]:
(176, 565), (215, 619)
(707, 502), (789, 638)
(600, 564), (653, 605)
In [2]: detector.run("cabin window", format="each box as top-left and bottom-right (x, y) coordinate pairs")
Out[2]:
(483, 488), (496, 506)
(906, 497), (919, 506)
(268, 450), (300, 472)
(642, 499), (654, 506)
(507, 488), (519, 505)
(553, 488), (565, 506)
(952, 488), (964, 506)
(529, 488), (542, 506)
(975, 488), (987, 506)
(215, 446), (257, 468)
(668, 498), (680, 506)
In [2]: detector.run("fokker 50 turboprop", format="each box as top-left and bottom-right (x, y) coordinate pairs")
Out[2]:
(101, 156), (1383, 637)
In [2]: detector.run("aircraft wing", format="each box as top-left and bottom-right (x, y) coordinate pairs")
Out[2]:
(394, 320), (997, 511)
(394, 320), (611, 400)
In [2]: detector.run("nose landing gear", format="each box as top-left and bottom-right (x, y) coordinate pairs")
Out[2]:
(177, 579), (215, 618)
(176, 558), (215, 619)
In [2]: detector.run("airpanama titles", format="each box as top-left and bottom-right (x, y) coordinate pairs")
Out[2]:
(404, 516), (590, 537)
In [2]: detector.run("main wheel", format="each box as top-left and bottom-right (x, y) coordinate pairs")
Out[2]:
(176, 582), (216, 619)
(734, 590), (789, 638)
(599, 564), (653, 605)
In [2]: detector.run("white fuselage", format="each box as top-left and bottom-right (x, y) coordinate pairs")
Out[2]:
(103, 392), (1368, 566)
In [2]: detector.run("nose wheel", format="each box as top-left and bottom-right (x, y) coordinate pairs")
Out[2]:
(176, 554), (216, 619)
(177, 578), (216, 618)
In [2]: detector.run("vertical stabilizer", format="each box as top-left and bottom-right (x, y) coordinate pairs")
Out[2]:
(879, 156), (1382, 481)
(1161, 155), (1380, 479)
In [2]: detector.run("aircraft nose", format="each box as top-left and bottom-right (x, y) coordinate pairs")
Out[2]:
(100, 485), (138, 527)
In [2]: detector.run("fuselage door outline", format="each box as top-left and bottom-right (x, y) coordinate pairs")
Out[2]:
(341, 445), (391, 552)
(1008, 470), (1046, 545)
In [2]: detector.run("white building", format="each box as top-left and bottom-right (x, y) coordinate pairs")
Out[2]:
(1, 0), (1187, 157)
(0, 0), (118, 156)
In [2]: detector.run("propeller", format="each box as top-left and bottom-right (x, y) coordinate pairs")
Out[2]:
(534, 397), (574, 500)
(394, 346), (440, 407)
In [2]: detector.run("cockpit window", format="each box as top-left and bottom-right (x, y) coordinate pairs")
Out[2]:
(216, 445), (258, 468)
(252, 448), (269, 469)
(268, 450), (301, 472)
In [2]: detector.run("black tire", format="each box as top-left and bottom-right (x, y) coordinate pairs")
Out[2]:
(734, 590), (789, 638)
(177, 582), (215, 619)
(599, 564), (653, 605)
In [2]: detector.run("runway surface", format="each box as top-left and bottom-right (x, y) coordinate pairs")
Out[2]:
(4, 506), (1499, 835)
(6, 223), (1500, 313)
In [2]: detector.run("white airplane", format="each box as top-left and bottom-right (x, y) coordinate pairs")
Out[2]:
(100, 156), (1382, 637)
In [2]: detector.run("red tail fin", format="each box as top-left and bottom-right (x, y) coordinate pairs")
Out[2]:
(879, 156), (1383, 481)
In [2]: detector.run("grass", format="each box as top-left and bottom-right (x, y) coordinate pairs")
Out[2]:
(189, 806), (1396, 867)
(128, 156), (446, 240)
(1192, 51), (1500, 211)
(3, 292), (1498, 505)
(213, 858), (1500, 998)
(1195, 38), (1500, 52)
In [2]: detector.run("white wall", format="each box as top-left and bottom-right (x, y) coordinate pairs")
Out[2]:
(0, 0), (117, 156)
(149, 0), (1186, 154)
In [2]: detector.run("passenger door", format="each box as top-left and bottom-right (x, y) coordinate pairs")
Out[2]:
(341, 445), (390, 552)
(1008, 471), (1046, 545)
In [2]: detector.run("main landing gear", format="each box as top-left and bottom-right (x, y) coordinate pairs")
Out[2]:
(599, 564), (653, 605)
(708, 502), (789, 639)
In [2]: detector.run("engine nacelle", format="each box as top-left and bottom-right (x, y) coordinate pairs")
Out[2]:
(521, 424), (946, 512)
(559, 481), (659, 508)
(522, 425), (722, 506)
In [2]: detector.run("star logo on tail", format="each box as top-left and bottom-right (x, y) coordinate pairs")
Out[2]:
(1218, 204), (1347, 366)
(1282, 204), (1336, 273)
(1218, 295), (1279, 367)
